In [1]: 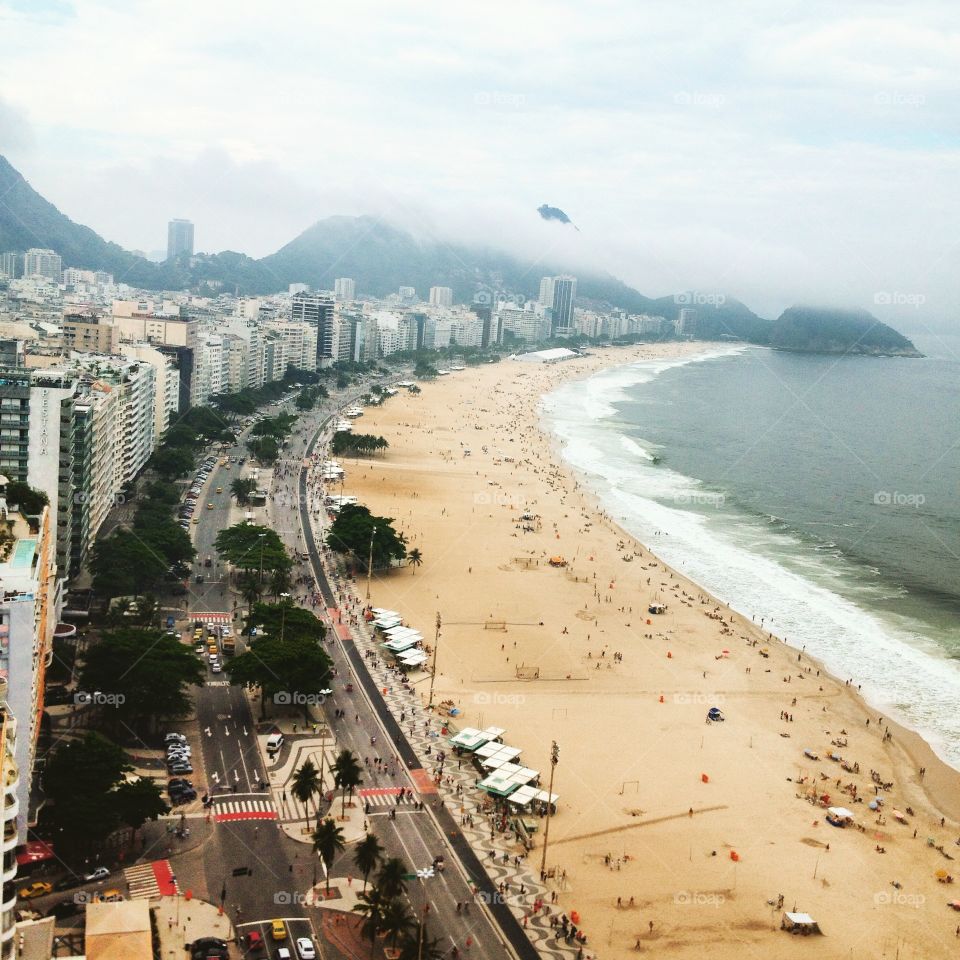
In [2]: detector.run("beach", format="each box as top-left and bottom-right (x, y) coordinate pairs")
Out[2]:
(336, 343), (960, 959)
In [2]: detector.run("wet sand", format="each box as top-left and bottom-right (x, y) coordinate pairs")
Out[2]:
(339, 343), (960, 959)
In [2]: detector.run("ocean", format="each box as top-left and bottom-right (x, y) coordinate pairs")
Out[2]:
(542, 336), (960, 768)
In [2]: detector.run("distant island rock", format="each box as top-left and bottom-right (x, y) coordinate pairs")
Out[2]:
(537, 204), (578, 229)
(769, 306), (922, 357)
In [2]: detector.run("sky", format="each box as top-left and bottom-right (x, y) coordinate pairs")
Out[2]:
(1, 0), (959, 327)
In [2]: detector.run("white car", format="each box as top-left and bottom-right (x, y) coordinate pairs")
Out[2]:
(296, 938), (316, 959)
(211, 662), (222, 674)
(84, 866), (110, 882)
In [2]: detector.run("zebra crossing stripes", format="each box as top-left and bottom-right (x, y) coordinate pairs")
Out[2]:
(124, 861), (178, 900)
(214, 796), (278, 822)
(359, 787), (417, 808)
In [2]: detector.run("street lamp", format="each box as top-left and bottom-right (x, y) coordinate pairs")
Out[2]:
(365, 525), (377, 599)
(538, 741), (559, 883)
(280, 593), (290, 642)
(427, 611), (441, 710)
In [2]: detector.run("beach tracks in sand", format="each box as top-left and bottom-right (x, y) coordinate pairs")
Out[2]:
(549, 805), (729, 847)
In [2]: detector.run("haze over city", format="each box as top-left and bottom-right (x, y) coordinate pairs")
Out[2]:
(2, 0), (959, 326)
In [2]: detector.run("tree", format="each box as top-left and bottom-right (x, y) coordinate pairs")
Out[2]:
(151, 446), (195, 481)
(312, 818), (345, 895)
(376, 857), (408, 901)
(326, 504), (407, 570)
(398, 923), (445, 960)
(227, 602), (331, 720)
(78, 628), (205, 734)
(43, 732), (129, 864)
(291, 759), (322, 827)
(113, 777), (169, 843)
(90, 530), (168, 598)
(4, 482), (48, 516)
(353, 833), (384, 892)
(230, 477), (257, 506)
(247, 434), (280, 464)
(353, 889), (388, 955)
(406, 547), (422, 574)
(215, 523), (290, 580)
(380, 897), (415, 950)
(332, 749), (363, 819)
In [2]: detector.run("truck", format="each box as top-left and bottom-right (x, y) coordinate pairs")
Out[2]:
(221, 635), (236, 656)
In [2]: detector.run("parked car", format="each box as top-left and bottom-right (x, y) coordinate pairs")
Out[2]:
(271, 919), (287, 941)
(164, 734), (187, 744)
(168, 761), (193, 774)
(190, 938), (227, 953)
(19, 882), (52, 900)
(296, 937), (317, 959)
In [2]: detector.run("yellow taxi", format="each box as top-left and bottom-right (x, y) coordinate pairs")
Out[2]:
(216, 486), (223, 494)
(19, 882), (51, 900)
(207, 502), (214, 510)
(271, 919), (287, 941)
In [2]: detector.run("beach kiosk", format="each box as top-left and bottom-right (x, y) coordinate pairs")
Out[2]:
(781, 912), (821, 935)
(648, 602), (666, 615)
(826, 807), (855, 827)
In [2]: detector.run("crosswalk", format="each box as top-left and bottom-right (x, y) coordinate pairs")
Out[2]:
(213, 796), (278, 822)
(124, 860), (178, 900)
(359, 787), (418, 808)
(191, 611), (231, 625)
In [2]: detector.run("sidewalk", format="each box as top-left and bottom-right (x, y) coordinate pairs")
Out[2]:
(154, 894), (234, 959)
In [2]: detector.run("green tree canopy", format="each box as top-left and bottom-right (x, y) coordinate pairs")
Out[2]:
(78, 628), (205, 733)
(230, 477), (257, 505)
(313, 818), (345, 895)
(326, 503), (407, 569)
(330, 433), (389, 457)
(113, 776), (169, 840)
(215, 523), (291, 576)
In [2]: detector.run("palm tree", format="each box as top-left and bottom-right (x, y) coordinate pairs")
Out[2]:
(312, 818), (345, 895)
(398, 922), (444, 960)
(269, 566), (291, 599)
(290, 759), (321, 826)
(380, 897), (415, 950)
(332, 749), (363, 819)
(352, 889), (387, 955)
(376, 857), (408, 901)
(230, 477), (256, 506)
(353, 833), (384, 892)
(406, 547), (423, 574)
(238, 570), (263, 616)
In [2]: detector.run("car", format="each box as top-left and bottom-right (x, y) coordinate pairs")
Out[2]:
(178, 520), (191, 528)
(19, 882), (52, 900)
(166, 739), (191, 750)
(83, 867), (109, 882)
(210, 662), (222, 674)
(207, 502), (214, 510)
(167, 747), (192, 758)
(168, 778), (193, 789)
(170, 789), (197, 805)
(296, 937), (317, 959)
(195, 574), (204, 583)
(53, 875), (80, 892)
(49, 899), (80, 919)
(277, 950), (291, 960)
(215, 486), (223, 494)
(190, 937), (227, 953)
(271, 919), (287, 941)
(168, 761), (193, 774)
(243, 930), (264, 950)
(165, 733), (187, 744)
(192, 517), (200, 524)
(94, 889), (123, 902)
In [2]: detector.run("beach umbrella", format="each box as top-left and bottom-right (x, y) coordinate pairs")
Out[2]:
(936, 869), (949, 879)
(868, 800), (879, 810)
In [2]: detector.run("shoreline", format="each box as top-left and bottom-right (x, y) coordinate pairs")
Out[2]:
(341, 342), (960, 958)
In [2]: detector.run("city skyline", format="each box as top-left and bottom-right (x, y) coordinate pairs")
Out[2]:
(1, 2), (958, 324)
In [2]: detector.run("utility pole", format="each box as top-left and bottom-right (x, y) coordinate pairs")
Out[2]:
(538, 741), (559, 882)
(365, 525), (377, 599)
(427, 611), (441, 709)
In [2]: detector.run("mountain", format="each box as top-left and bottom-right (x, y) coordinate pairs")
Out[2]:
(769, 306), (922, 356)
(0, 153), (772, 340)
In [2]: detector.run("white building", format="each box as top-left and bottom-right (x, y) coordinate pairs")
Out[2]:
(22, 249), (61, 282)
(538, 276), (555, 307)
(429, 286), (453, 308)
(334, 278), (356, 301)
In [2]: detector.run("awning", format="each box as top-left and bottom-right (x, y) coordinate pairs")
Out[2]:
(384, 636), (420, 652)
(16, 841), (54, 866)
(448, 726), (506, 751)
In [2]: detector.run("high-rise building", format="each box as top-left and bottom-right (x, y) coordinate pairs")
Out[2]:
(0, 479), (57, 847)
(471, 304), (496, 347)
(0, 367), (31, 482)
(538, 276), (555, 307)
(0, 253), (21, 280)
(429, 286), (453, 308)
(550, 276), (577, 335)
(290, 292), (335, 366)
(398, 286), (416, 302)
(62, 315), (120, 354)
(334, 278), (356, 301)
(166, 219), (194, 261)
(0, 688), (20, 954)
(675, 307), (697, 336)
(22, 249), (62, 282)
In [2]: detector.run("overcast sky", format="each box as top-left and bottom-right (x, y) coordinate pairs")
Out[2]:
(1, 0), (958, 327)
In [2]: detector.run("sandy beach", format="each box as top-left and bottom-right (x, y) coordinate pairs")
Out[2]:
(336, 343), (960, 959)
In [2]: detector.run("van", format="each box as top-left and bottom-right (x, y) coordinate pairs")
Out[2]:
(266, 733), (284, 754)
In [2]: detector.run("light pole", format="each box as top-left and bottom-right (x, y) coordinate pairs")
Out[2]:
(280, 592), (290, 641)
(538, 741), (559, 883)
(258, 532), (266, 584)
(427, 611), (441, 710)
(365, 525), (377, 599)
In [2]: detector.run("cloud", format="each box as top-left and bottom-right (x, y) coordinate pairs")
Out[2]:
(1, 0), (959, 324)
